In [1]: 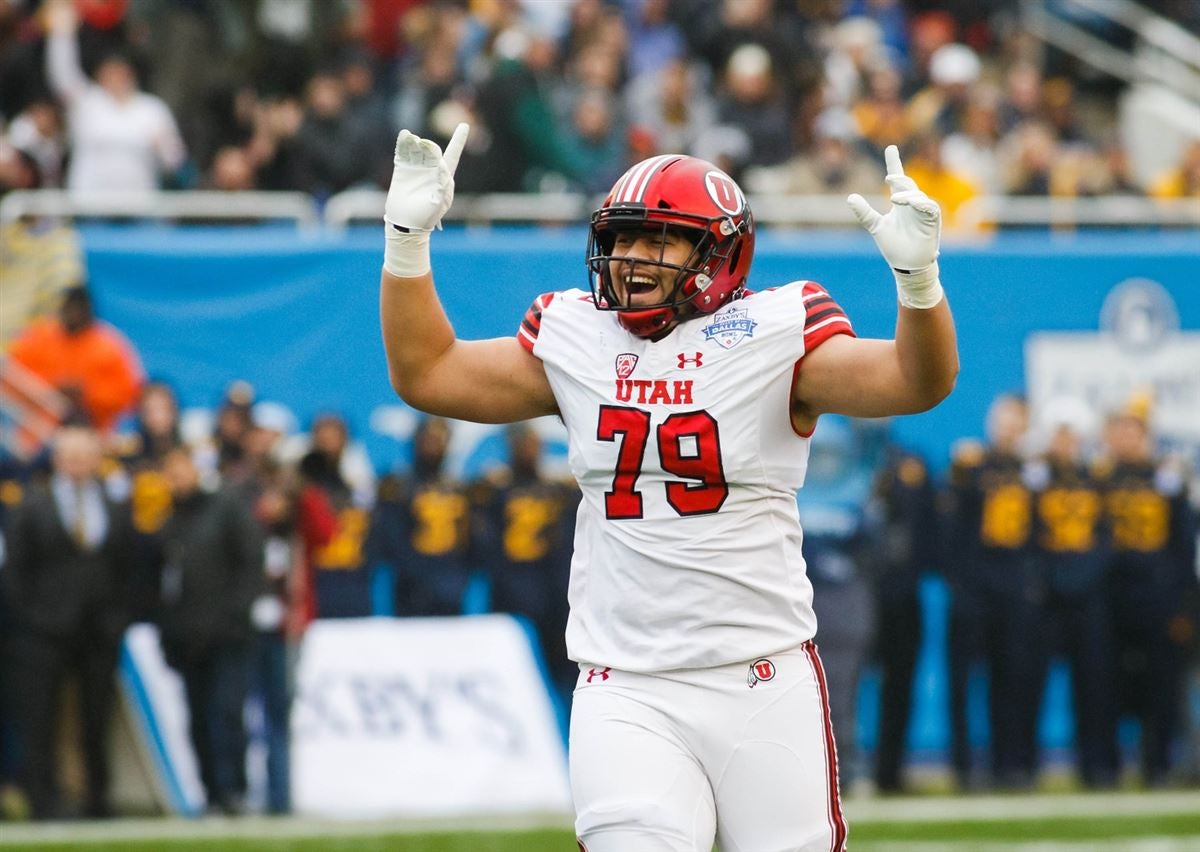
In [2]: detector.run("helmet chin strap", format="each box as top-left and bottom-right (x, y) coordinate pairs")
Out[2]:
(618, 305), (676, 338)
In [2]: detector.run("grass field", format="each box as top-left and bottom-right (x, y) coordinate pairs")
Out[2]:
(1, 791), (1198, 851)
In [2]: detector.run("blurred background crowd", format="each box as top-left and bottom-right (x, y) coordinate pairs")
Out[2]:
(0, 0), (1198, 224)
(0, 281), (1195, 819)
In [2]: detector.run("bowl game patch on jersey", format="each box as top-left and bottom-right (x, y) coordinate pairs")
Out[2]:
(703, 306), (758, 349)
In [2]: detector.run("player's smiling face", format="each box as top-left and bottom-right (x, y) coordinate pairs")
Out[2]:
(608, 228), (696, 308)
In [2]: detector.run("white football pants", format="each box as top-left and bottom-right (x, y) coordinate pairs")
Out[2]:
(570, 641), (847, 852)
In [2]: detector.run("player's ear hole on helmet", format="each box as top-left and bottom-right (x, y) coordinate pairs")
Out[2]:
(728, 239), (744, 274)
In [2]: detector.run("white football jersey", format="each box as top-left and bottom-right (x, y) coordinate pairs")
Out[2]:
(518, 282), (854, 672)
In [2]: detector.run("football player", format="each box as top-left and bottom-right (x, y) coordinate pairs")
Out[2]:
(379, 123), (957, 852)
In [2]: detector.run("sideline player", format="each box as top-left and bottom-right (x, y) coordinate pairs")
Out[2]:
(379, 123), (957, 852)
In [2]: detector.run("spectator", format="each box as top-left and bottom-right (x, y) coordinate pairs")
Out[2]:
(823, 16), (886, 109)
(852, 62), (911, 149)
(906, 10), (957, 92)
(945, 394), (1040, 789)
(119, 381), (181, 622)
(471, 27), (585, 192)
(845, 0), (910, 65)
(120, 381), (182, 470)
(2, 426), (134, 819)
(714, 42), (791, 168)
(370, 417), (473, 617)
(903, 133), (981, 231)
(0, 140), (41, 195)
(622, 0), (684, 79)
(200, 380), (255, 480)
(561, 88), (627, 193)
(243, 454), (332, 815)
(1001, 121), (1057, 195)
(339, 50), (392, 185)
(43, 0), (185, 193)
(941, 84), (1003, 194)
(247, 96), (305, 192)
(907, 42), (981, 139)
(207, 146), (257, 192)
(870, 440), (938, 794)
(744, 107), (880, 197)
(389, 7), (464, 144)
(2, 98), (65, 189)
(472, 423), (579, 707)
(291, 70), (374, 198)
(1150, 139), (1200, 199)
(1101, 406), (1197, 786)
(998, 61), (1043, 134)
(156, 447), (263, 816)
(298, 412), (376, 511)
(624, 57), (716, 158)
(6, 285), (144, 435)
(1026, 398), (1117, 788)
(300, 417), (374, 619)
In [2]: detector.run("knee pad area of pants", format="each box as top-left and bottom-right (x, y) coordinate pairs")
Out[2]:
(577, 799), (713, 852)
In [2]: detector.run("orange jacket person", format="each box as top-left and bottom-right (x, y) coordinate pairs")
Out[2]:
(7, 285), (143, 433)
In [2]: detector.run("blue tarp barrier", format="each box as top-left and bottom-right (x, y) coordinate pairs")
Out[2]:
(79, 224), (1199, 764)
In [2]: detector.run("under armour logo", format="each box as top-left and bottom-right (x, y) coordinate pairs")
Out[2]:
(586, 667), (611, 683)
(677, 352), (703, 369)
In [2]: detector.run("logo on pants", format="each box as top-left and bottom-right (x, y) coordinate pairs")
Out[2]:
(586, 667), (611, 683)
(747, 659), (776, 688)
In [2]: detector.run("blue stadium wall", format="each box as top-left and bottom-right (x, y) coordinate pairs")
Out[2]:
(81, 225), (1199, 765)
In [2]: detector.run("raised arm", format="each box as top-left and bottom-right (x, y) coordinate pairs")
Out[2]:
(380, 125), (557, 424)
(44, 0), (88, 105)
(792, 145), (958, 432)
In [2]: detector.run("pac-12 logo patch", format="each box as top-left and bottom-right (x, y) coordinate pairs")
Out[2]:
(615, 353), (639, 379)
(704, 306), (757, 349)
(747, 659), (776, 688)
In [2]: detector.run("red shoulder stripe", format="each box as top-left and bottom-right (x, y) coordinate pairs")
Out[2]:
(516, 292), (558, 353)
(801, 281), (854, 350)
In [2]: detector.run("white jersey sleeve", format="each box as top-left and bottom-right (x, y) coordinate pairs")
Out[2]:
(515, 282), (855, 671)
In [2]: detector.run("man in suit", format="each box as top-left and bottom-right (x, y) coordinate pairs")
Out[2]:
(2, 425), (134, 819)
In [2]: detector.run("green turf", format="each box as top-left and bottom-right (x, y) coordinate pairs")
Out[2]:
(6, 812), (1200, 852)
(851, 813), (1200, 841)
(0, 831), (575, 852)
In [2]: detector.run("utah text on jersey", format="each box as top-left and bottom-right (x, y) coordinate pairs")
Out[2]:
(517, 281), (854, 672)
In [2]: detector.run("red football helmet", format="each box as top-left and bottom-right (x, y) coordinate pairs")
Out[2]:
(587, 155), (755, 337)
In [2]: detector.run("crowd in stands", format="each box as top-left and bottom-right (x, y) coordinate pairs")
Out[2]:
(0, 284), (1196, 819)
(1, 0), (1198, 220)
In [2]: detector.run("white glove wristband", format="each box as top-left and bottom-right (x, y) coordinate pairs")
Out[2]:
(382, 224), (431, 278)
(894, 260), (943, 309)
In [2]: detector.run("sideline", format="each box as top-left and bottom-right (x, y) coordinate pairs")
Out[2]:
(2, 791), (1199, 846)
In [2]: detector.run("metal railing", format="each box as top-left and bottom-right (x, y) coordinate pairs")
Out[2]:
(955, 195), (1200, 229)
(0, 189), (320, 230)
(1, 188), (1197, 230)
(1022, 0), (1200, 98)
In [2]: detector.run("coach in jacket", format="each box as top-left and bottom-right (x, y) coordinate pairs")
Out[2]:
(2, 425), (134, 819)
(156, 447), (263, 815)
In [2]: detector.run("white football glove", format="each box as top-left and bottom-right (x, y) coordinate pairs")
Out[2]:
(847, 145), (944, 309)
(382, 122), (469, 277)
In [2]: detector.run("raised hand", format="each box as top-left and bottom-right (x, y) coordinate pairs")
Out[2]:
(847, 145), (944, 308)
(382, 123), (469, 278)
(385, 122), (470, 233)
